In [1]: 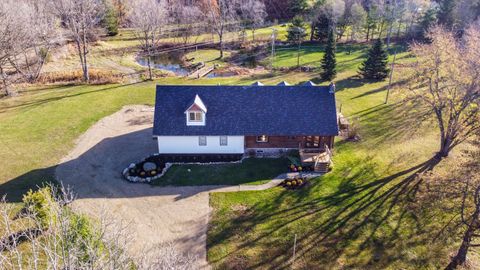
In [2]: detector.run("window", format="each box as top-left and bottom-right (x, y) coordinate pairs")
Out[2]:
(189, 111), (203, 122)
(220, 136), (228, 146)
(256, 135), (268, 143)
(199, 136), (207, 146)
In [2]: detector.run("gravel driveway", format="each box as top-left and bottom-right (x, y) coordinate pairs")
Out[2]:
(56, 105), (219, 269)
(56, 105), (296, 269)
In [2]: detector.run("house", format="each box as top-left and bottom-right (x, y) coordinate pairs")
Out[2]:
(153, 81), (339, 172)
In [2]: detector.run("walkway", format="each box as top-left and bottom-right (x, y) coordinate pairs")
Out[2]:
(55, 105), (321, 269)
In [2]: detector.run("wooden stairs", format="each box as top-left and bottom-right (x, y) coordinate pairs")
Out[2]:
(300, 145), (332, 173)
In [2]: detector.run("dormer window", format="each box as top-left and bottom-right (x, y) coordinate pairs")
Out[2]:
(185, 94), (207, 126)
(189, 111), (203, 122)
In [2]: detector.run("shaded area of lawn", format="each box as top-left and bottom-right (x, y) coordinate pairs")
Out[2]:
(151, 158), (290, 186)
(208, 154), (446, 270)
(206, 67), (451, 269)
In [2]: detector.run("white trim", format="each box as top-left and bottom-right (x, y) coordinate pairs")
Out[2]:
(186, 110), (206, 126)
(157, 136), (244, 154)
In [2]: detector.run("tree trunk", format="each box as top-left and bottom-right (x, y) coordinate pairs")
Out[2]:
(219, 36), (224, 59)
(386, 21), (394, 49)
(310, 22), (315, 41)
(445, 221), (477, 270)
(147, 55), (153, 80)
(0, 66), (11, 96)
(438, 134), (454, 158)
(81, 30), (89, 82)
(366, 25), (371, 42)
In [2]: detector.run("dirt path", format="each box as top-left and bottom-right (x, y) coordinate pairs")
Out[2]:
(55, 105), (301, 269)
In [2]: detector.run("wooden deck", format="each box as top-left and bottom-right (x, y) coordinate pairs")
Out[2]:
(300, 150), (331, 164)
(299, 146), (332, 173)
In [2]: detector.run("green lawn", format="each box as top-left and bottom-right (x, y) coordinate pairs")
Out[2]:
(0, 70), (334, 202)
(206, 54), (460, 269)
(0, 33), (463, 269)
(270, 43), (409, 69)
(152, 158), (290, 186)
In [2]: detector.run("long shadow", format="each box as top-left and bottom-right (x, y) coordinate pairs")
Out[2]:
(0, 81), (146, 113)
(351, 78), (409, 100)
(0, 126), (284, 203)
(207, 156), (441, 269)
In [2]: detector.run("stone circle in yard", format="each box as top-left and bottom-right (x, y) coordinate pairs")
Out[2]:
(143, 162), (157, 171)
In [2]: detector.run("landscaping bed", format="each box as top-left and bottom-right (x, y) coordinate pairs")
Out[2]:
(123, 154), (244, 183)
(280, 176), (309, 189)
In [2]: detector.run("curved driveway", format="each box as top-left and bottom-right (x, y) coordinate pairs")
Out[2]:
(56, 105), (288, 269)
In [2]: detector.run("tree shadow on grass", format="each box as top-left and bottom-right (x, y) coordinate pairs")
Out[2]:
(0, 81), (146, 113)
(207, 157), (442, 269)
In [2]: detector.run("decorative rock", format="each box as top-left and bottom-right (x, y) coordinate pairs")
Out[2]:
(143, 162), (157, 171)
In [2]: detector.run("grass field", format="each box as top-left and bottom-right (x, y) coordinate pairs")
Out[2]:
(152, 158), (290, 186)
(0, 27), (466, 269)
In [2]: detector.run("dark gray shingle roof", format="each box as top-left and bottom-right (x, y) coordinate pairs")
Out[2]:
(153, 85), (339, 136)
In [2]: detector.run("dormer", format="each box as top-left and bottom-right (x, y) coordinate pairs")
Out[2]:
(185, 94), (207, 126)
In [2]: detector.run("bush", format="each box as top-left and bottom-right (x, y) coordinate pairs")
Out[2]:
(38, 69), (123, 84)
(69, 214), (104, 263)
(347, 118), (361, 141)
(22, 187), (55, 228)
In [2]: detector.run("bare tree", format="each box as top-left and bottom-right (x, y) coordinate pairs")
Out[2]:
(50, 0), (104, 82)
(201, 0), (239, 59)
(0, 183), (196, 269)
(8, 0), (60, 83)
(407, 25), (480, 158)
(239, 0), (267, 42)
(171, 4), (204, 45)
(129, 0), (167, 80)
(0, 0), (33, 96)
(350, 2), (367, 42)
(418, 136), (480, 270)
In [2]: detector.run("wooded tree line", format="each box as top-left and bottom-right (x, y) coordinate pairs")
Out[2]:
(285, 0), (480, 44)
(0, 0), (478, 96)
(0, 0), (268, 92)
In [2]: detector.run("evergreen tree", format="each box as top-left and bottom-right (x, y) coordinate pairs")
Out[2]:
(437, 0), (456, 27)
(321, 30), (336, 81)
(289, 0), (308, 15)
(419, 8), (437, 40)
(287, 16), (307, 43)
(312, 14), (332, 42)
(359, 39), (389, 81)
(104, 1), (119, 36)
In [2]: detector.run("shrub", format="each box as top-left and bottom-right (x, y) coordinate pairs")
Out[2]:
(22, 187), (56, 229)
(38, 69), (123, 84)
(347, 118), (361, 141)
(68, 214), (104, 264)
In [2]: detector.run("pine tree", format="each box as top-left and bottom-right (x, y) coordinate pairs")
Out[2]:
(321, 30), (336, 81)
(288, 0), (308, 15)
(287, 16), (307, 43)
(312, 14), (331, 42)
(103, 1), (119, 36)
(419, 8), (437, 40)
(437, 0), (456, 27)
(359, 39), (389, 81)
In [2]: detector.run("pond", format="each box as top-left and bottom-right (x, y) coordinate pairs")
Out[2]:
(136, 53), (190, 76)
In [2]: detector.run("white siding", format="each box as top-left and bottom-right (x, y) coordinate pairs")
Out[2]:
(157, 136), (245, 154)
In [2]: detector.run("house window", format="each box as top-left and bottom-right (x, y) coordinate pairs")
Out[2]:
(256, 135), (268, 143)
(220, 136), (228, 146)
(199, 136), (207, 146)
(189, 112), (203, 122)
